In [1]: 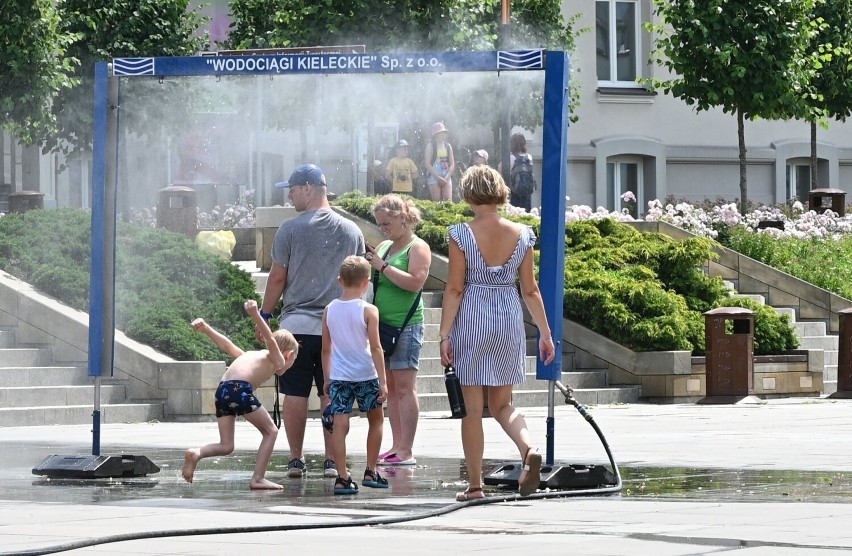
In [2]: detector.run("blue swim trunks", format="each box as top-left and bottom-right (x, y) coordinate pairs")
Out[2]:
(328, 378), (382, 415)
(214, 380), (262, 418)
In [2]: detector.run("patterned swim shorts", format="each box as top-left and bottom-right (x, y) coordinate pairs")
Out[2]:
(214, 380), (262, 418)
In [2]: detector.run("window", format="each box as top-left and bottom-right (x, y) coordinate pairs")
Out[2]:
(596, 0), (640, 86)
(786, 163), (811, 202)
(608, 157), (642, 218)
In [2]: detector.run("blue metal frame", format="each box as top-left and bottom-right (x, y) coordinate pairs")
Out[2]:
(538, 51), (570, 381)
(89, 49), (570, 458)
(89, 62), (109, 379)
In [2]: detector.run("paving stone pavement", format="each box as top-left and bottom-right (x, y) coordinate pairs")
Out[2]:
(2, 398), (852, 555)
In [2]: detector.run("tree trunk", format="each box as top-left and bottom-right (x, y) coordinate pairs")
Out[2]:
(738, 110), (748, 215)
(811, 120), (818, 189)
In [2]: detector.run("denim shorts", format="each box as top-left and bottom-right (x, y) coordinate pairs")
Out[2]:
(386, 322), (423, 371)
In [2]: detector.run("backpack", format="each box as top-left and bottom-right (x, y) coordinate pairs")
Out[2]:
(510, 154), (536, 197)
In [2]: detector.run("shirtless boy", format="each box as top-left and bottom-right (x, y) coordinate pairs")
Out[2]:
(182, 300), (298, 489)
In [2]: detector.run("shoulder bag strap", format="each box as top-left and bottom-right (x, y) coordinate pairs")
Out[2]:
(373, 241), (421, 328)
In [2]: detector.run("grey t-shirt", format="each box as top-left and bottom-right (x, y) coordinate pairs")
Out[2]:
(272, 208), (365, 335)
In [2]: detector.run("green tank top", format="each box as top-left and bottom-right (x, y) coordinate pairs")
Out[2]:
(374, 240), (424, 327)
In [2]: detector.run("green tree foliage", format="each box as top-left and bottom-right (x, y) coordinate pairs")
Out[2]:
(0, 209), (260, 362)
(647, 0), (819, 214)
(0, 0), (78, 144)
(803, 1), (852, 187)
(225, 0), (578, 141)
(47, 0), (208, 156)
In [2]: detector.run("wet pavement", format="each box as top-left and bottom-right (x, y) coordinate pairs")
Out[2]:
(3, 400), (852, 555)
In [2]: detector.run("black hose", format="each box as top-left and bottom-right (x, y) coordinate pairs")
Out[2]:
(3, 397), (620, 556)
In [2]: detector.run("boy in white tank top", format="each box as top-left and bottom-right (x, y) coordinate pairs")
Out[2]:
(322, 255), (389, 494)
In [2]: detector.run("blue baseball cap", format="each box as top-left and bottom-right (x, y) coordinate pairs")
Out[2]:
(275, 164), (326, 188)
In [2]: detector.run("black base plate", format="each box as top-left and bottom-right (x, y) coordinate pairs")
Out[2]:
(484, 462), (617, 490)
(32, 454), (160, 479)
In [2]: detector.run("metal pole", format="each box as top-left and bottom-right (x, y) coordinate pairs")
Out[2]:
(88, 62), (119, 456)
(538, 51), (570, 464)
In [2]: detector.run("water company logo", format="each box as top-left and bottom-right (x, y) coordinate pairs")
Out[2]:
(497, 50), (544, 70)
(113, 58), (155, 76)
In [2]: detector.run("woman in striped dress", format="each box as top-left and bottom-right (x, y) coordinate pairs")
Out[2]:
(439, 165), (556, 501)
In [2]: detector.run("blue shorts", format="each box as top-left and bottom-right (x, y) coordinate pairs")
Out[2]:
(385, 322), (423, 371)
(328, 379), (382, 415)
(214, 380), (262, 418)
(279, 334), (325, 398)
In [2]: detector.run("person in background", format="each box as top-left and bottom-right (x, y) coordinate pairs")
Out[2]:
(472, 149), (489, 166)
(365, 194), (431, 466)
(260, 164), (365, 480)
(321, 255), (389, 494)
(498, 133), (534, 212)
(183, 300), (298, 490)
(424, 122), (456, 202)
(385, 140), (419, 195)
(438, 165), (555, 501)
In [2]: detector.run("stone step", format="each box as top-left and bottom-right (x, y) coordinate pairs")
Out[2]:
(0, 366), (90, 386)
(824, 364), (838, 383)
(733, 293), (766, 305)
(0, 348), (52, 367)
(413, 368), (604, 395)
(0, 384), (127, 409)
(0, 403), (164, 427)
(793, 321), (827, 337)
(774, 307), (797, 322)
(0, 329), (14, 348)
(416, 385), (641, 413)
(797, 336), (838, 352)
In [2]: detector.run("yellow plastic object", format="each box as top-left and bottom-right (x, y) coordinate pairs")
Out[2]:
(195, 230), (236, 260)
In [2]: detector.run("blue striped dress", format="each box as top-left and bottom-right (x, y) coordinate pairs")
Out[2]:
(447, 223), (535, 386)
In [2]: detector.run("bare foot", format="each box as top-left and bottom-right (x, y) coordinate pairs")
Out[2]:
(182, 449), (200, 483)
(250, 478), (284, 490)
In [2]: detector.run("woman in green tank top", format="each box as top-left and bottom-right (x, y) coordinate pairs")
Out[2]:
(365, 195), (432, 465)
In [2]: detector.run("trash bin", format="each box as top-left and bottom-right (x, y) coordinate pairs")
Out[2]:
(808, 188), (846, 216)
(701, 307), (754, 403)
(8, 190), (45, 213)
(830, 308), (852, 399)
(156, 185), (197, 237)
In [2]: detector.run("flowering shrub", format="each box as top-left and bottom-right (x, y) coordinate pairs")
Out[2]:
(197, 188), (256, 228)
(129, 189), (257, 229)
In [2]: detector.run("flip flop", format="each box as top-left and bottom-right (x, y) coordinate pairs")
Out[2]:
(377, 454), (416, 466)
(379, 450), (395, 460)
(519, 447), (541, 497)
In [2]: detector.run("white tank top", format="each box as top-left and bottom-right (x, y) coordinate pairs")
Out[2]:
(326, 298), (378, 382)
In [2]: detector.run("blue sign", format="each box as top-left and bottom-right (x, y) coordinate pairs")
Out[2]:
(112, 50), (545, 77)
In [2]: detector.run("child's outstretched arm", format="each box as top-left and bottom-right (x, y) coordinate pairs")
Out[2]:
(245, 300), (286, 372)
(191, 318), (244, 358)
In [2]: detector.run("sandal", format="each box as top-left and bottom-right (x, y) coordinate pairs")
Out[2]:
(333, 476), (359, 495)
(519, 447), (542, 497)
(455, 486), (484, 502)
(362, 468), (389, 489)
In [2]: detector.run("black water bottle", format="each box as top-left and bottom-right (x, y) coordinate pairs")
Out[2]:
(444, 365), (466, 419)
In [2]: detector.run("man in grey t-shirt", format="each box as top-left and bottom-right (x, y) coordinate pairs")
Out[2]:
(260, 164), (365, 479)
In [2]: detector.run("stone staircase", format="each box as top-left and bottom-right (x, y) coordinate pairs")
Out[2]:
(248, 266), (641, 409)
(730, 291), (839, 395)
(776, 307), (838, 394)
(0, 327), (164, 427)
